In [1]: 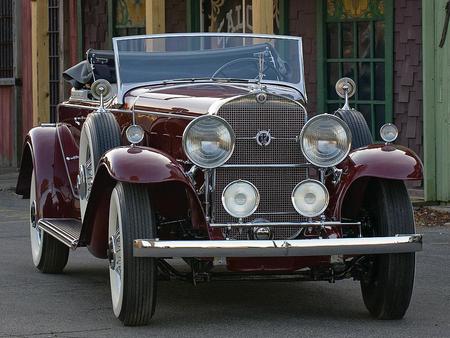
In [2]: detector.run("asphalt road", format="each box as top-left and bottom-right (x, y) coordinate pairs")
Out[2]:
(0, 189), (449, 338)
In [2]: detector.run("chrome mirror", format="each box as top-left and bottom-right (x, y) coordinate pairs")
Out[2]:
(335, 77), (356, 110)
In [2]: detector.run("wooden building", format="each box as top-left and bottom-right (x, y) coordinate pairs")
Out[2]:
(0, 0), (448, 201)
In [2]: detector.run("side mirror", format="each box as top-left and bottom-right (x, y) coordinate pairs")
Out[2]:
(335, 77), (356, 110)
(91, 79), (113, 113)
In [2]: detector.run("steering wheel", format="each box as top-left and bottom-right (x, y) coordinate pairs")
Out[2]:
(211, 57), (281, 81)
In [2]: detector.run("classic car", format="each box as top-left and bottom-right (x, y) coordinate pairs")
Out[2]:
(16, 33), (423, 326)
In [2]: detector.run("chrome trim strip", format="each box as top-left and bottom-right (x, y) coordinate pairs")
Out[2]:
(133, 235), (423, 257)
(59, 103), (197, 120)
(209, 221), (361, 228)
(37, 219), (80, 249)
(55, 124), (80, 199)
(220, 163), (311, 168)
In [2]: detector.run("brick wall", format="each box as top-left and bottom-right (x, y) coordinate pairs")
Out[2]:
(165, 0), (187, 32)
(393, 0), (423, 158)
(288, 0), (317, 115)
(82, 0), (109, 50)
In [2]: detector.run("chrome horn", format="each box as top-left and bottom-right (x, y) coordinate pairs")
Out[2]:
(335, 77), (356, 110)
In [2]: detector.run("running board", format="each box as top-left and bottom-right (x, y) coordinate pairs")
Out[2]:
(37, 218), (82, 249)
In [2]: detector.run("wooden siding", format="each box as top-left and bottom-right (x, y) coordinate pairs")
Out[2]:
(165, 0), (187, 32)
(288, 0), (317, 114)
(82, 0), (110, 50)
(393, 0), (423, 159)
(0, 87), (13, 166)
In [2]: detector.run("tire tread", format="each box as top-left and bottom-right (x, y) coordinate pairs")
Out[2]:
(335, 109), (373, 149)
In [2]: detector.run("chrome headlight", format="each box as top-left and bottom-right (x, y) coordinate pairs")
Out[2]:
(222, 180), (260, 218)
(182, 115), (235, 169)
(292, 179), (329, 217)
(300, 114), (351, 167)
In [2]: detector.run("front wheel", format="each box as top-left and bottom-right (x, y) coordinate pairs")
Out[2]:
(29, 170), (69, 273)
(108, 182), (157, 326)
(360, 179), (416, 319)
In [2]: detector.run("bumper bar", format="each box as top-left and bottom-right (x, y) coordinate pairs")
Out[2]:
(133, 235), (422, 258)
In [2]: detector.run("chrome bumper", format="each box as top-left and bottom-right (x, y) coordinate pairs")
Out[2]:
(133, 235), (422, 258)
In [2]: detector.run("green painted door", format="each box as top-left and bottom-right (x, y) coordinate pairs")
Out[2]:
(318, 0), (393, 139)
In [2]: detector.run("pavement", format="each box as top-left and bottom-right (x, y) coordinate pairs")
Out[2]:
(0, 175), (449, 337)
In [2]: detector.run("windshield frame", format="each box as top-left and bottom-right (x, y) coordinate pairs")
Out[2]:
(112, 33), (306, 104)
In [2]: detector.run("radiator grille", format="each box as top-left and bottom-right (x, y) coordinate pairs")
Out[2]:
(213, 94), (308, 240)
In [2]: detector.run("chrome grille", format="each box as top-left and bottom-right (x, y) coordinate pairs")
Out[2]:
(213, 94), (308, 240)
(219, 94), (307, 165)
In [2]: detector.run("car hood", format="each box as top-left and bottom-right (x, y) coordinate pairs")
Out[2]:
(122, 82), (301, 117)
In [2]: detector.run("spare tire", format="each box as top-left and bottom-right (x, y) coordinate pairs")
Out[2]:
(335, 108), (373, 149)
(78, 112), (121, 220)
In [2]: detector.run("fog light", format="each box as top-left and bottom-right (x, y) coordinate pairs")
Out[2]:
(380, 123), (398, 143)
(126, 124), (145, 144)
(292, 179), (329, 217)
(222, 180), (259, 218)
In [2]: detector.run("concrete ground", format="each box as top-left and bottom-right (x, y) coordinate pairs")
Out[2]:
(0, 177), (449, 337)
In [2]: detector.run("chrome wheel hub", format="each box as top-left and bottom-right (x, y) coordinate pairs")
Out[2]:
(77, 158), (93, 200)
(108, 233), (121, 275)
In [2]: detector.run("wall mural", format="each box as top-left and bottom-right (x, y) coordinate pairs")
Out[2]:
(204, 0), (281, 33)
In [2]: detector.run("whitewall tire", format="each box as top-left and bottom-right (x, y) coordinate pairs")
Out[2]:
(29, 170), (69, 273)
(108, 182), (157, 326)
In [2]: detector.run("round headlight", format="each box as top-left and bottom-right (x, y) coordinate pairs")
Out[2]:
(126, 124), (145, 144)
(291, 179), (329, 217)
(183, 115), (235, 169)
(222, 180), (260, 218)
(380, 123), (398, 143)
(300, 114), (351, 167)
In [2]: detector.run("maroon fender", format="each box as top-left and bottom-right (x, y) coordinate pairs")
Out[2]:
(328, 144), (423, 219)
(82, 146), (206, 258)
(16, 125), (78, 220)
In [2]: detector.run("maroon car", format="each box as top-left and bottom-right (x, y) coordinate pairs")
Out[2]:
(16, 33), (423, 326)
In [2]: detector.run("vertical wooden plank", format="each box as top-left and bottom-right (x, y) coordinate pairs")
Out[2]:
(77, 0), (83, 60)
(107, 0), (113, 47)
(316, 0), (326, 114)
(21, 0), (33, 137)
(186, 0), (200, 32)
(278, 0), (289, 35)
(146, 0), (165, 34)
(422, 0), (436, 201)
(31, 0), (50, 125)
(12, 0), (21, 165)
(252, 0), (273, 34)
(434, 0), (450, 201)
(384, 0), (394, 123)
(0, 87), (13, 166)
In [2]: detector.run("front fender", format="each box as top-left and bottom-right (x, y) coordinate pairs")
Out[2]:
(329, 144), (423, 219)
(82, 146), (206, 258)
(101, 146), (191, 184)
(16, 125), (77, 219)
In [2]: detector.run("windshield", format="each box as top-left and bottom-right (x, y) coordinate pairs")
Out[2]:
(113, 33), (305, 103)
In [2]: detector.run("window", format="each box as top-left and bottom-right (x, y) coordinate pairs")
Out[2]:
(321, 0), (393, 138)
(0, 0), (14, 80)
